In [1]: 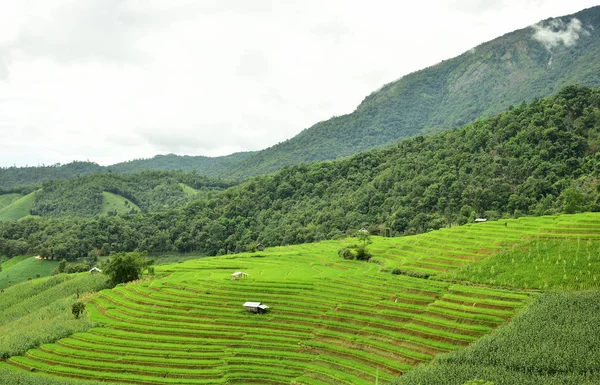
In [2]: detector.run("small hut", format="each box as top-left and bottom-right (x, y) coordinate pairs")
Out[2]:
(89, 267), (102, 274)
(474, 218), (488, 223)
(243, 301), (269, 314)
(256, 243), (265, 251)
(231, 272), (249, 281)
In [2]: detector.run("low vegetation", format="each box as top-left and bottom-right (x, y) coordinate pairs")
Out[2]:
(0, 273), (110, 359)
(393, 290), (600, 385)
(0, 256), (60, 290)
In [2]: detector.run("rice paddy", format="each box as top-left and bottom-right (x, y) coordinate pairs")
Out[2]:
(2, 212), (600, 384)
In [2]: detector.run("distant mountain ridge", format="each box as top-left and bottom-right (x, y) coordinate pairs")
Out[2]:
(1, 6), (599, 186)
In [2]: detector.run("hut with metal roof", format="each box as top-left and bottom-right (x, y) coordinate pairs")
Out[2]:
(231, 272), (249, 280)
(243, 301), (269, 314)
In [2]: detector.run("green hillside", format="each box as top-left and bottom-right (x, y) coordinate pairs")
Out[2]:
(108, 152), (256, 176)
(178, 183), (199, 198)
(26, 171), (235, 219)
(0, 256), (60, 289)
(0, 161), (104, 189)
(0, 85), (598, 260)
(0, 194), (21, 211)
(0, 191), (39, 222)
(394, 290), (600, 385)
(2, 212), (600, 384)
(100, 192), (141, 216)
(1, 7), (599, 186)
(225, 6), (600, 178)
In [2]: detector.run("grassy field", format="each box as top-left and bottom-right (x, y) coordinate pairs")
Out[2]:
(0, 273), (110, 359)
(179, 183), (199, 198)
(393, 290), (600, 385)
(0, 193), (22, 211)
(0, 190), (39, 222)
(100, 191), (141, 215)
(2, 212), (600, 384)
(0, 256), (61, 290)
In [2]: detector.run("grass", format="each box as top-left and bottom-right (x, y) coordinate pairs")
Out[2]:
(0, 273), (110, 359)
(178, 183), (199, 198)
(0, 256), (61, 290)
(0, 193), (22, 210)
(0, 190), (39, 222)
(447, 238), (600, 290)
(100, 191), (140, 215)
(392, 290), (600, 385)
(4, 212), (600, 384)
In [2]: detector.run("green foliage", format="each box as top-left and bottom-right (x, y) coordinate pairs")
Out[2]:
(0, 194), (21, 211)
(103, 251), (149, 285)
(27, 171), (234, 219)
(0, 154), (253, 189)
(448, 238), (600, 290)
(0, 273), (109, 359)
(71, 302), (86, 319)
(2, 239), (529, 384)
(0, 257), (60, 290)
(0, 86), (599, 259)
(220, 7), (600, 178)
(0, 366), (109, 385)
(393, 291), (600, 385)
(0, 191), (39, 222)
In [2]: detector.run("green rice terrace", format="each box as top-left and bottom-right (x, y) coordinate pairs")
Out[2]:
(2, 213), (600, 384)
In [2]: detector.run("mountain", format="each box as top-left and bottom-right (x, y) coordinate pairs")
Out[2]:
(226, 6), (600, 178)
(107, 151), (256, 175)
(2, 7), (599, 186)
(1, 85), (598, 259)
(0, 171), (236, 221)
(0, 153), (254, 189)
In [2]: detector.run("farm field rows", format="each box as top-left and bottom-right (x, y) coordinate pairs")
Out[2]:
(3, 213), (600, 384)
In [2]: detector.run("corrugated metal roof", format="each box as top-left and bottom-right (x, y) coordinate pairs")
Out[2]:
(258, 304), (269, 309)
(232, 272), (249, 276)
(243, 302), (262, 307)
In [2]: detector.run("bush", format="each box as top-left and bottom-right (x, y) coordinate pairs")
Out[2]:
(338, 247), (355, 259)
(71, 301), (86, 319)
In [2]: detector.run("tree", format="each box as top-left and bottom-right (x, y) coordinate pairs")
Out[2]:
(71, 301), (86, 319)
(103, 251), (148, 285)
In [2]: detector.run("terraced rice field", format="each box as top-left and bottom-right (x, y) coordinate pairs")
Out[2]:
(4, 213), (600, 384)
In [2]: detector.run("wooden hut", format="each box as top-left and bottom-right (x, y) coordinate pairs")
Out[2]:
(231, 272), (249, 280)
(89, 267), (102, 274)
(256, 243), (265, 251)
(474, 218), (488, 223)
(243, 302), (269, 314)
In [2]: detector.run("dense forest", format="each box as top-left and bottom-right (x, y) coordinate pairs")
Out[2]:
(0, 85), (597, 260)
(0, 156), (250, 189)
(0, 171), (236, 219)
(1, 7), (599, 187)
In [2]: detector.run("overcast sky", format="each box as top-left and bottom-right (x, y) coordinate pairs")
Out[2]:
(0, 0), (598, 167)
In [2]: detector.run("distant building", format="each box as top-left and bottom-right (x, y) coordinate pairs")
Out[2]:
(231, 272), (249, 280)
(243, 301), (269, 314)
(474, 218), (488, 223)
(256, 243), (265, 251)
(89, 267), (102, 274)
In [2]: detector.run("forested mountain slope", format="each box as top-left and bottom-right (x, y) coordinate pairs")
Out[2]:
(0, 153), (253, 189)
(1, 7), (599, 186)
(228, 6), (600, 178)
(0, 172), (235, 220)
(0, 85), (598, 260)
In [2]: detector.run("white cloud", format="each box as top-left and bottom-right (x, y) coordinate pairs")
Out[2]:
(532, 17), (589, 50)
(0, 0), (598, 167)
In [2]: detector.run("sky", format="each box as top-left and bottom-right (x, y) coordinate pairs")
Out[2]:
(0, 0), (598, 167)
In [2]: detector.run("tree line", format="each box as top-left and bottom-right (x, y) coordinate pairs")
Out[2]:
(0, 85), (598, 260)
